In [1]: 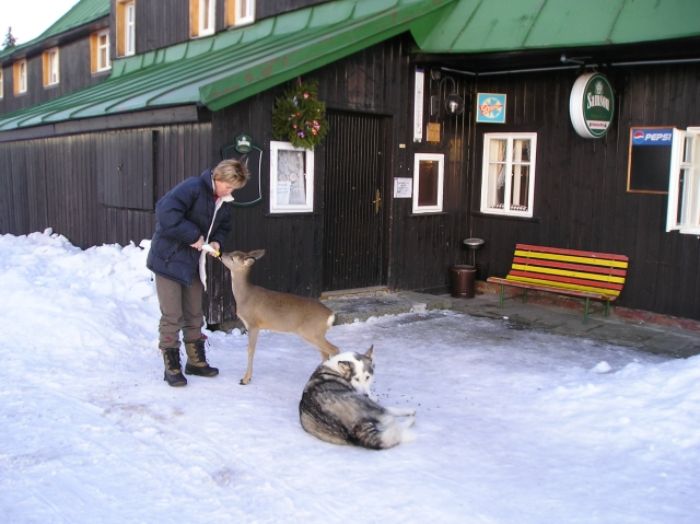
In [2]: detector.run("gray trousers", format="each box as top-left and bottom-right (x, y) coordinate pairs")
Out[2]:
(155, 274), (204, 350)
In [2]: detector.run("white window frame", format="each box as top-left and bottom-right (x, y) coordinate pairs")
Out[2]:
(412, 153), (444, 214)
(96, 30), (111, 71)
(666, 127), (700, 235)
(269, 141), (314, 214)
(480, 132), (537, 218)
(233, 0), (255, 26)
(125, 1), (136, 56)
(15, 59), (27, 94)
(199, 0), (216, 36)
(45, 47), (60, 86)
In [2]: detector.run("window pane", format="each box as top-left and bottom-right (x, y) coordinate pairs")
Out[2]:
(511, 165), (530, 211)
(417, 160), (438, 206)
(513, 139), (531, 162)
(126, 3), (135, 55)
(691, 139), (700, 228)
(489, 139), (507, 162)
(487, 163), (505, 209)
(277, 150), (307, 205)
(203, 0), (212, 30)
(683, 136), (692, 163)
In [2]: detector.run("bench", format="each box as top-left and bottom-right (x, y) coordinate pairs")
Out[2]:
(487, 244), (629, 321)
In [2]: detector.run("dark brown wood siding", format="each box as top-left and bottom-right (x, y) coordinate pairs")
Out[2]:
(0, 123), (211, 248)
(206, 36), (465, 300)
(0, 34), (109, 115)
(467, 64), (700, 320)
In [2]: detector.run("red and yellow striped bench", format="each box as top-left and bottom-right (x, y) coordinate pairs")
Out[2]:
(487, 244), (629, 321)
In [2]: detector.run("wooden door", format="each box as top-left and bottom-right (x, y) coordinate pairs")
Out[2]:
(322, 111), (387, 291)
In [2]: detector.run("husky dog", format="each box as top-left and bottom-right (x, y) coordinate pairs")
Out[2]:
(299, 346), (416, 450)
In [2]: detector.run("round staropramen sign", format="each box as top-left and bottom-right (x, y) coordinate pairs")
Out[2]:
(569, 72), (615, 138)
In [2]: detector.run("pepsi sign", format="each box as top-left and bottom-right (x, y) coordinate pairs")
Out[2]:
(631, 128), (673, 146)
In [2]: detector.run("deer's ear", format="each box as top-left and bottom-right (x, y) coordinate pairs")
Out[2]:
(250, 249), (266, 259)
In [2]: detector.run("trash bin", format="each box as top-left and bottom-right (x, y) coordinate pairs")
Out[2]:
(450, 264), (477, 298)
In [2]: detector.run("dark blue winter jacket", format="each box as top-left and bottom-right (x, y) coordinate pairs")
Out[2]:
(147, 170), (233, 286)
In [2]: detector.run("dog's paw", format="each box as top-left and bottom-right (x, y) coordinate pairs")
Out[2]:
(400, 426), (416, 443)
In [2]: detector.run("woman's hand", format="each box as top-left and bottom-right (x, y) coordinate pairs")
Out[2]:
(202, 241), (220, 257)
(190, 236), (205, 250)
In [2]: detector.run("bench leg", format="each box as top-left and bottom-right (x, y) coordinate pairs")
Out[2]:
(583, 298), (590, 323)
(604, 301), (610, 317)
(498, 284), (505, 307)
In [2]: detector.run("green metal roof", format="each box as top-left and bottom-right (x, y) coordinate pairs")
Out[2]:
(414, 0), (700, 53)
(0, 0), (454, 130)
(0, 0), (109, 60)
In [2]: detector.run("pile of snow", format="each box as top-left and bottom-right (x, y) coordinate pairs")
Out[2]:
(1, 230), (698, 523)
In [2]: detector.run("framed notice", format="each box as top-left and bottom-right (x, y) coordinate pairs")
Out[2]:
(393, 177), (412, 198)
(627, 127), (673, 194)
(269, 141), (314, 213)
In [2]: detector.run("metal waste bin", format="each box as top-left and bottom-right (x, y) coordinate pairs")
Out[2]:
(450, 264), (477, 298)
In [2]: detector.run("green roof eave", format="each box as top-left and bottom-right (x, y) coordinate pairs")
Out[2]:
(199, 0), (456, 111)
(413, 0), (700, 54)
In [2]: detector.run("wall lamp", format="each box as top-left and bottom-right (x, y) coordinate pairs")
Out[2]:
(430, 72), (465, 117)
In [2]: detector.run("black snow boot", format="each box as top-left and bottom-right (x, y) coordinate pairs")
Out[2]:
(184, 339), (219, 377)
(162, 347), (187, 387)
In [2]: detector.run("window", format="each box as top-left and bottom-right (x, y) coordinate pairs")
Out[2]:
(13, 59), (27, 95)
(191, 0), (216, 37)
(117, 0), (136, 57)
(42, 48), (60, 87)
(667, 128), (700, 235)
(226, 0), (255, 27)
(269, 141), (314, 213)
(90, 30), (111, 73)
(412, 153), (444, 214)
(480, 133), (537, 217)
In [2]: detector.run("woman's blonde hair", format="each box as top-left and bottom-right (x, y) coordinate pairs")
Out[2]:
(213, 159), (250, 186)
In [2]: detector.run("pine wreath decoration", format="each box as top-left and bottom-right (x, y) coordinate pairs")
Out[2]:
(272, 80), (328, 150)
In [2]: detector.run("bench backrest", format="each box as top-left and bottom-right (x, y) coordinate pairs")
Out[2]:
(506, 243), (629, 299)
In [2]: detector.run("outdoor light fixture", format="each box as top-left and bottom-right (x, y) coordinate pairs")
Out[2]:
(445, 92), (465, 115)
(429, 71), (465, 117)
(440, 75), (465, 116)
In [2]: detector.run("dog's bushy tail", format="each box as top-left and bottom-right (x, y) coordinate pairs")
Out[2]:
(353, 417), (414, 450)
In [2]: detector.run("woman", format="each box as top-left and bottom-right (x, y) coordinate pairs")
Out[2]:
(147, 159), (249, 387)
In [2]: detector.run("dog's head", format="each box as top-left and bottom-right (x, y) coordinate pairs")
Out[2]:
(324, 345), (375, 397)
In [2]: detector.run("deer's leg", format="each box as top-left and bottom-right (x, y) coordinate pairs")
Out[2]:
(240, 327), (259, 385)
(302, 333), (339, 360)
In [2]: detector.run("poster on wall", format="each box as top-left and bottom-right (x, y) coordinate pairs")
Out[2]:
(627, 127), (673, 194)
(476, 93), (506, 124)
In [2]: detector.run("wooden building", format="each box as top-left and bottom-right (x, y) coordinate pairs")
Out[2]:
(1, 0), (699, 323)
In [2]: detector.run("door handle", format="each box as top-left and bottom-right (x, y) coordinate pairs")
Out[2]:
(372, 188), (382, 214)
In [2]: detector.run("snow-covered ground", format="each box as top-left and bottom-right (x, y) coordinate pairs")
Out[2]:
(1, 230), (698, 524)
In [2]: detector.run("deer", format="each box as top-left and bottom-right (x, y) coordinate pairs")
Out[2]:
(218, 249), (340, 385)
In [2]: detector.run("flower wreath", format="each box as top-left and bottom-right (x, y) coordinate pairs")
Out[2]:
(271, 80), (328, 150)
